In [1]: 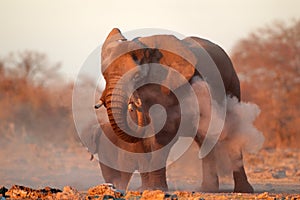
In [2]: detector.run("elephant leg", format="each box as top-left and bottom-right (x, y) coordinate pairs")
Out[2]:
(99, 162), (121, 185)
(118, 171), (133, 190)
(148, 168), (168, 191)
(99, 161), (133, 190)
(194, 138), (219, 192)
(232, 153), (254, 193)
(146, 142), (173, 191)
(140, 172), (150, 190)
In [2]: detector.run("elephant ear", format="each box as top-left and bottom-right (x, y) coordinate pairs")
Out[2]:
(101, 28), (126, 62)
(137, 35), (197, 93)
(101, 28), (141, 76)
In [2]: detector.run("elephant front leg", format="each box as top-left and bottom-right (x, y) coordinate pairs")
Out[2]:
(141, 146), (169, 191)
(99, 162), (133, 190)
(99, 162), (121, 186)
(119, 171), (133, 190)
(148, 168), (168, 191)
(140, 172), (150, 190)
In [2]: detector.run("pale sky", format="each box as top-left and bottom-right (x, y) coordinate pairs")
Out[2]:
(1, 0), (300, 80)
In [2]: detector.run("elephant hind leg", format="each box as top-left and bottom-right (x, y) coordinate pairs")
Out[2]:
(231, 153), (254, 193)
(233, 166), (254, 193)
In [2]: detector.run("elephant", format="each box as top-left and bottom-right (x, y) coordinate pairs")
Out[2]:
(91, 28), (254, 193)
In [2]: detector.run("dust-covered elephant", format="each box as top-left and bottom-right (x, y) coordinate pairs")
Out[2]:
(92, 28), (254, 192)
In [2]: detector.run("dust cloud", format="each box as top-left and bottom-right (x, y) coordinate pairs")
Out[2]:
(214, 96), (264, 176)
(166, 79), (264, 191)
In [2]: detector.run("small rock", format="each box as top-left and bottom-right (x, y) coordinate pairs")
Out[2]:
(63, 186), (78, 194)
(87, 184), (122, 199)
(253, 168), (265, 173)
(39, 186), (62, 196)
(141, 190), (164, 200)
(88, 184), (114, 196)
(114, 189), (125, 197)
(103, 194), (115, 200)
(55, 186), (80, 199)
(173, 191), (191, 198)
(272, 170), (287, 179)
(0, 186), (8, 197)
(124, 191), (141, 199)
(170, 194), (178, 200)
(257, 192), (269, 199)
(164, 193), (171, 198)
(6, 185), (34, 199)
(5, 185), (62, 199)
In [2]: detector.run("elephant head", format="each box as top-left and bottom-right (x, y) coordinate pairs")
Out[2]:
(96, 28), (198, 143)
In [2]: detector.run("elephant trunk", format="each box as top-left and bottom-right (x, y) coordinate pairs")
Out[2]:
(105, 78), (141, 143)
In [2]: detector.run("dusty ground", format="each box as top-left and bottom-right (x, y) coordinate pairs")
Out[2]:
(0, 133), (300, 198)
(2, 184), (300, 199)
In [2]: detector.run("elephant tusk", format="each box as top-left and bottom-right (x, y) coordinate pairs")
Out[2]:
(128, 103), (135, 112)
(94, 100), (103, 109)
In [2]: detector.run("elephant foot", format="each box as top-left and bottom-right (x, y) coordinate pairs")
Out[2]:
(233, 181), (254, 193)
(233, 168), (254, 193)
(138, 185), (168, 191)
(143, 183), (168, 191)
(153, 186), (168, 191)
(136, 186), (146, 192)
(201, 180), (219, 193)
(201, 174), (219, 193)
(146, 168), (169, 191)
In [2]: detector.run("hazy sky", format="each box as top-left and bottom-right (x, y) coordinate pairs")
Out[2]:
(1, 0), (300, 79)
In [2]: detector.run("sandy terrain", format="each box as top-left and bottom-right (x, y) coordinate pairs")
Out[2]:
(1, 134), (299, 198)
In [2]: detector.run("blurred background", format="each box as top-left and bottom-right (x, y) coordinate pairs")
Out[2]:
(0, 0), (299, 192)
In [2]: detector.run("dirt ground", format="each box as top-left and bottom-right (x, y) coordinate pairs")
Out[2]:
(0, 134), (299, 198)
(166, 142), (300, 194)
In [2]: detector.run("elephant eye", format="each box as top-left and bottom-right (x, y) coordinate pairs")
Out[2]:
(133, 65), (148, 82)
(133, 72), (141, 80)
(117, 38), (127, 42)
